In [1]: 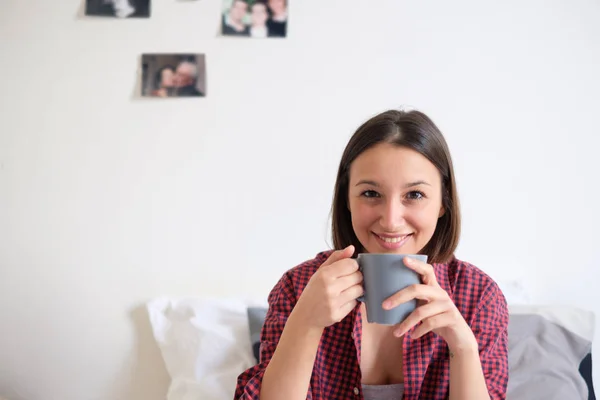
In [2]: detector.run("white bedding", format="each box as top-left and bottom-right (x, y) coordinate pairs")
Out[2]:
(146, 286), (596, 400)
(147, 297), (266, 400)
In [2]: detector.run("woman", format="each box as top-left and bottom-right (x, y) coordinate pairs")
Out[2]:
(151, 65), (175, 98)
(235, 109), (509, 400)
(249, 1), (271, 38)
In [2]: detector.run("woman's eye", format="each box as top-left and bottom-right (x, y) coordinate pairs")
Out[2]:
(361, 190), (380, 198)
(406, 191), (425, 200)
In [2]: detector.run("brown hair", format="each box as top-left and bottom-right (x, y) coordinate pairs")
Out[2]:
(330, 109), (461, 264)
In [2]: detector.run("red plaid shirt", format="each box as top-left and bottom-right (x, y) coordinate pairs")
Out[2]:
(235, 250), (509, 400)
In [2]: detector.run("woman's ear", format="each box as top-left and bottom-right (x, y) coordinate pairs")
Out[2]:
(438, 205), (445, 218)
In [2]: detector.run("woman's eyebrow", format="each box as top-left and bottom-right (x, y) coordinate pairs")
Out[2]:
(354, 180), (430, 188)
(355, 179), (379, 187)
(404, 180), (430, 188)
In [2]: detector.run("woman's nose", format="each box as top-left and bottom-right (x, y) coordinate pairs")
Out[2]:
(379, 199), (406, 232)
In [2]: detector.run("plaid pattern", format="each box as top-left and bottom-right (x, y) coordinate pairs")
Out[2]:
(235, 251), (509, 400)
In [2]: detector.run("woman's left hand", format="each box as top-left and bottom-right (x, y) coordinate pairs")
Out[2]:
(383, 257), (478, 352)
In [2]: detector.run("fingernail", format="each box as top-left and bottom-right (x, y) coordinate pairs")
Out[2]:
(394, 330), (404, 337)
(382, 301), (392, 310)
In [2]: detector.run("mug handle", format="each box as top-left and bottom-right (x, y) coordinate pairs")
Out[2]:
(357, 263), (365, 302)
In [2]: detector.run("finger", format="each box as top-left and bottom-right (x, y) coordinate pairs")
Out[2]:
(321, 245), (355, 268)
(404, 257), (440, 287)
(411, 312), (455, 339)
(392, 301), (449, 337)
(339, 284), (364, 304)
(382, 284), (444, 310)
(335, 271), (363, 291)
(331, 258), (360, 278)
(337, 299), (358, 321)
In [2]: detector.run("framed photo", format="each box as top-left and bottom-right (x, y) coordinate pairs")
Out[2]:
(141, 54), (206, 98)
(85, 0), (150, 18)
(221, 0), (288, 38)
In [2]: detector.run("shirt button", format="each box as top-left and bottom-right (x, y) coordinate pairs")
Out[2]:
(354, 387), (359, 395)
(351, 332), (355, 339)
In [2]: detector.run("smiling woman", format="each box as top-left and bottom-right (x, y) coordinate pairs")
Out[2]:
(333, 110), (460, 264)
(235, 109), (509, 400)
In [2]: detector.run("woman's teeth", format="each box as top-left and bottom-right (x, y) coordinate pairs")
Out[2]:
(379, 235), (409, 243)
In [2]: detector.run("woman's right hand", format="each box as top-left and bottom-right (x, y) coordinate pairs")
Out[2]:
(291, 245), (364, 329)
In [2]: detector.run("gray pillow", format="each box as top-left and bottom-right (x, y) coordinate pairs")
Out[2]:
(507, 307), (596, 400)
(247, 307), (268, 364)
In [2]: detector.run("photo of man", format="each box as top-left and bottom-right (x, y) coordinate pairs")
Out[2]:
(141, 54), (206, 98)
(221, 0), (288, 38)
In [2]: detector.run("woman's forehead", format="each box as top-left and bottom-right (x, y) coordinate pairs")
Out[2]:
(349, 144), (440, 183)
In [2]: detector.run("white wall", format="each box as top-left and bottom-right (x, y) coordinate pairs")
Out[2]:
(1, 0), (599, 399)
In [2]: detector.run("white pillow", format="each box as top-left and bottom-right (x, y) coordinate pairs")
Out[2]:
(147, 297), (266, 400)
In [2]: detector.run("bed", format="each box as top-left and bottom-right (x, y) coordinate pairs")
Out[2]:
(147, 296), (596, 400)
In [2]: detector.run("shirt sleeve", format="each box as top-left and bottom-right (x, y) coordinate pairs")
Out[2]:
(234, 271), (313, 400)
(471, 281), (509, 400)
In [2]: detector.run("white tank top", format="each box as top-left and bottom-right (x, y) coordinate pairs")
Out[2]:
(361, 383), (405, 400)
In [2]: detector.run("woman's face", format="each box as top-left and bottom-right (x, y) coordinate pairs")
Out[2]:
(347, 143), (444, 255)
(268, 0), (286, 15)
(161, 68), (175, 88)
(251, 3), (268, 26)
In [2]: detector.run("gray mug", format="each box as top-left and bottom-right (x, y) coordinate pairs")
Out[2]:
(357, 253), (427, 325)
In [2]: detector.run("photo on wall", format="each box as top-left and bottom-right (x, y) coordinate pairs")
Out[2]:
(141, 54), (206, 98)
(221, 0), (288, 38)
(85, 0), (150, 18)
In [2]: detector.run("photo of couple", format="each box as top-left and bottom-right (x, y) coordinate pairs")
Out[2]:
(141, 54), (206, 98)
(221, 0), (288, 38)
(85, 0), (150, 18)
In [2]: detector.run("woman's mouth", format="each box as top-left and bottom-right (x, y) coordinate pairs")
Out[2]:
(373, 232), (413, 250)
